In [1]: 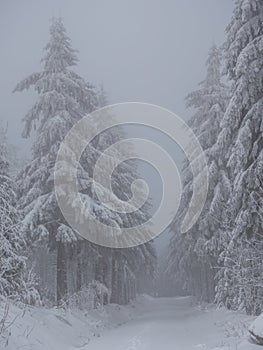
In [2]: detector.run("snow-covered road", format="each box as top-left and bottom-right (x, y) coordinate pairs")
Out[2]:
(86, 297), (253, 350)
(1, 296), (256, 349)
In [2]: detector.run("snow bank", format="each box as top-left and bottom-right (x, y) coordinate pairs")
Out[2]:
(249, 313), (263, 345)
(0, 296), (148, 350)
(1, 296), (258, 350)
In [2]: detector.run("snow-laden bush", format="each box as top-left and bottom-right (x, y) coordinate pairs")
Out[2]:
(62, 281), (109, 310)
(20, 268), (41, 306)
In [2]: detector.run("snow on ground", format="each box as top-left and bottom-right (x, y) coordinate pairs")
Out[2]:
(0, 296), (259, 350)
(0, 296), (148, 350)
(85, 297), (256, 350)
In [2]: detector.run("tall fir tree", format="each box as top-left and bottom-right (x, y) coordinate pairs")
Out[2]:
(167, 45), (229, 302)
(14, 18), (100, 304)
(215, 0), (263, 315)
(14, 18), (156, 306)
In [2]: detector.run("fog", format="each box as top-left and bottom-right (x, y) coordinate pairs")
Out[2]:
(0, 0), (234, 251)
(1, 0), (233, 151)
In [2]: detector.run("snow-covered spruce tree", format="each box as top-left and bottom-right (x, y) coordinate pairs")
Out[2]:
(0, 123), (26, 299)
(79, 109), (157, 305)
(167, 45), (229, 302)
(14, 18), (156, 306)
(215, 0), (263, 315)
(13, 18), (99, 305)
(76, 85), (156, 304)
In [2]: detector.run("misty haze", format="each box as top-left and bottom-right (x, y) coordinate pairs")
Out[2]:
(0, 1), (263, 349)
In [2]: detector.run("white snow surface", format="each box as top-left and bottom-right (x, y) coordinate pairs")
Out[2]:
(249, 313), (263, 338)
(0, 296), (258, 350)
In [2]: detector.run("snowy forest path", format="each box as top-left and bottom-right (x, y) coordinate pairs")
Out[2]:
(85, 297), (230, 350)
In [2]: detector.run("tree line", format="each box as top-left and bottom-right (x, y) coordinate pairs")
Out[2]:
(167, 0), (263, 316)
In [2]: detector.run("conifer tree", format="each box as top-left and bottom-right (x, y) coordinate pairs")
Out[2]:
(215, 0), (263, 315)
(14, 18), (98, 304)
(0, 123), (26, 299)
(167, 45), (229, 302)
(14, 18), (156, 306)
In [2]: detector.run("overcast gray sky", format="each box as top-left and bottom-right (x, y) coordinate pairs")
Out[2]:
(1, 0), (233, 151)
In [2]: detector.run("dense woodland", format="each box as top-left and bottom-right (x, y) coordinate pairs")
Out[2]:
(0, 0), (263, 319)
(167, 0), (263, 316)
(0, 18), (156, 308)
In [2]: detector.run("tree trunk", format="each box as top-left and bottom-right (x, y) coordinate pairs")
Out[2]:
(111, 254), (119, 304)
(57, 242), (67, 306)
(76, 243), (82, 292)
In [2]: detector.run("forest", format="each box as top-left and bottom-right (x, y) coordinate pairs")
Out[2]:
(0, 0), (263, 349)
